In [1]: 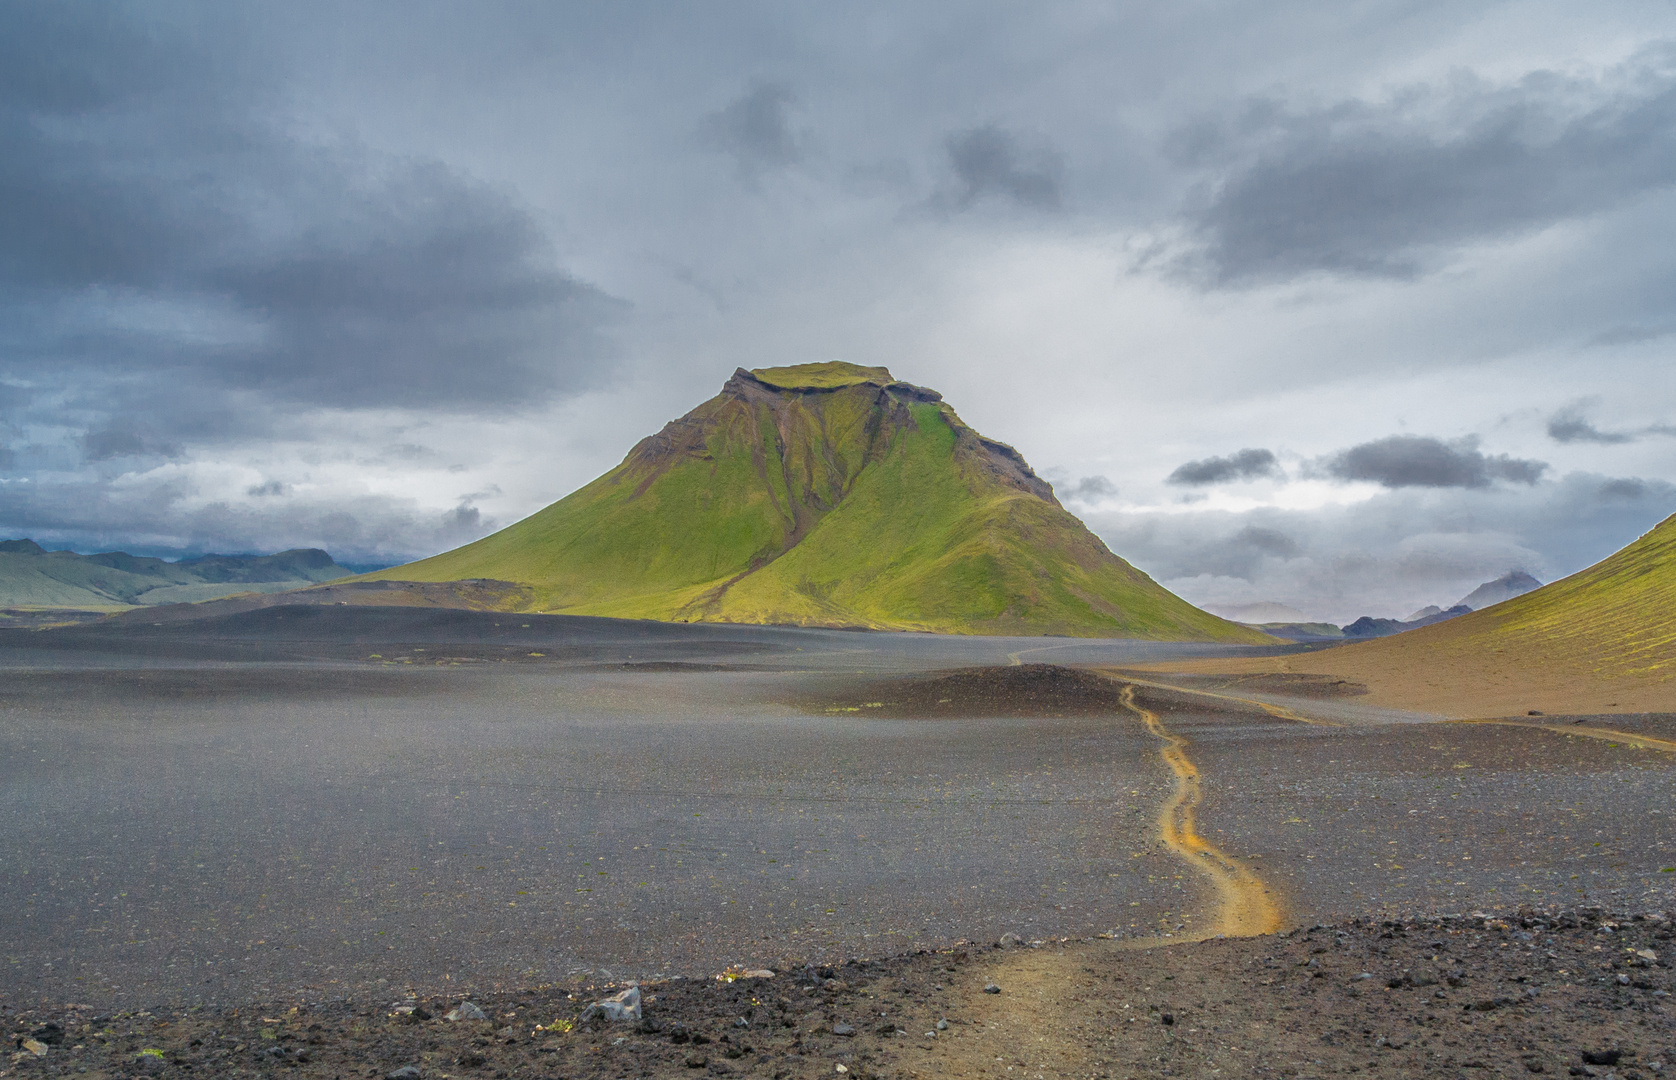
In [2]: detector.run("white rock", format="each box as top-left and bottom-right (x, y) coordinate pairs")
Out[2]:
(581, 985), (642, 1023)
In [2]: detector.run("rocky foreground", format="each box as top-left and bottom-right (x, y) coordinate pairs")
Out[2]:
(6, 907), (1672, 1080)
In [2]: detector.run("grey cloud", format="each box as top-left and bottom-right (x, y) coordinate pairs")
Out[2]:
(702, 82), (802, 174)
(1112, 521), (1303, 582)
(0, 470), (497, 566)
(1087, 472), (1674, 623)
(941, 125), (1062, 211)
(1597, 477), (1650, 500)
(1167, 447), (1279, 486)
(246, 480), (289, 498)
(0, 4), (619, 428)
(1066, 474), (1118, 500)
(1234, 525), (1301, 558)
(1545, 401), (1676, 444)
(1325, 435), (1545, 489)
(1547, 403), (1634, 444)
(1184, 49), (1676, 283)
(80, 420), (180, 462)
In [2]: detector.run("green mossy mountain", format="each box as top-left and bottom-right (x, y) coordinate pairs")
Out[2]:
(366, 363), (1269, 640)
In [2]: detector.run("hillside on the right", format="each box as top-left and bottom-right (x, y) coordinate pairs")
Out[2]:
(1136, 511), (1676, 717)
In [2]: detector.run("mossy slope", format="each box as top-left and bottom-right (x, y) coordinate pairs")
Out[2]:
(1344, 509), (1676, 682)
(1133, 510), (1676, 715)
(366, 364), (1268, 641)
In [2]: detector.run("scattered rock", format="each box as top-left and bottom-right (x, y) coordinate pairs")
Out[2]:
(457, 1050), (486, 1067)
(832, 1023), (856, 1036)
(581, 985), (642, 1023)
(394, 1003), (432, 1024)
(984, 982), (1002, 994)
(1583, 1050), (1624, 1067)
(1161, 1013), (1175, 1026)
(998, 932), (1025, 948)
(936, 1019), (949, 1031)
(738, 969), (775, 979)
(684, 1052), (708, 1068)
(18, 1039), (48, 1058)
(388, 1067), (422, 1080)
(445, 1001), (489, 1022)
(29, 1024), (64, 1046)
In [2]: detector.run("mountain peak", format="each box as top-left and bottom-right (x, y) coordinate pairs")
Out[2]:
(746, 361), (895, 390)
(1457, 569), (1543, 611)
(365, 366), (1268, 640)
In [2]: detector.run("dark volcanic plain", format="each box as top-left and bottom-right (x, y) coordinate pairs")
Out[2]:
(2, 606), (1672, 1078)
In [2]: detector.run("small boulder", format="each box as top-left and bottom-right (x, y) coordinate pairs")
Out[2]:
(831, 1023), (856, 1036)
(388, 1067), (423, 1080)
(998, 932), (1025, 948)
(445, 1002), (489, 1022)
(983, 983), (1002, 994)
(1582, 1050), (1623, 1067)
(581, 985), (642, 1023)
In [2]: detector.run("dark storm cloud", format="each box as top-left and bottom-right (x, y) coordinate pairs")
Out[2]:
(701, 82), (803, 174)
(1183, 48), (1676, 283)
(940, 125), (1063, 211)
(1167, 448), (1279, 486)
(0, 4), (618, 423)
(1325, 435), (1546, 488)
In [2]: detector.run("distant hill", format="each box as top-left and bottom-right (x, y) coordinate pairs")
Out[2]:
(0, 541), (351, 610)
(1457, 570), (1542, 610)
(1337, 570), (1545, 640)
(1131, 511), (1676, 716)
(1245, 621), (1344, 642)
(360, 362), (1269, 641)
(1341, 605), (1472, 639)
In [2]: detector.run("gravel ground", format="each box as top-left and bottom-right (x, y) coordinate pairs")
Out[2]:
(4, 907), (1670, 1079)
(3, 611), (1673, 1078)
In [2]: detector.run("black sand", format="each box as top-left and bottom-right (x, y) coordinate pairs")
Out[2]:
(1, 608), (1671, 1077)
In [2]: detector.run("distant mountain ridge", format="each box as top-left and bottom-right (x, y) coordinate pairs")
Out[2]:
(359, 362), (1269, 640)
(0, 541), (351, 610)
(1458, 570), (1542, 610)
(1232, 569), (1546, 642)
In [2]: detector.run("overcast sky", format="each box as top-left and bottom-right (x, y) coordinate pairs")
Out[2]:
(3, 1), (1675, 621)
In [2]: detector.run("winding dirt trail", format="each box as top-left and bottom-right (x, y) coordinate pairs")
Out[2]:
(1118, 684), (1288, 939)
(896, 679), (1285, 1078)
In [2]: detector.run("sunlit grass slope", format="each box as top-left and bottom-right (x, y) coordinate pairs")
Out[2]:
(1133, 511), (1676, 714)
(366, 364), (1268, 641)
(1350, 509), (1676, 684)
